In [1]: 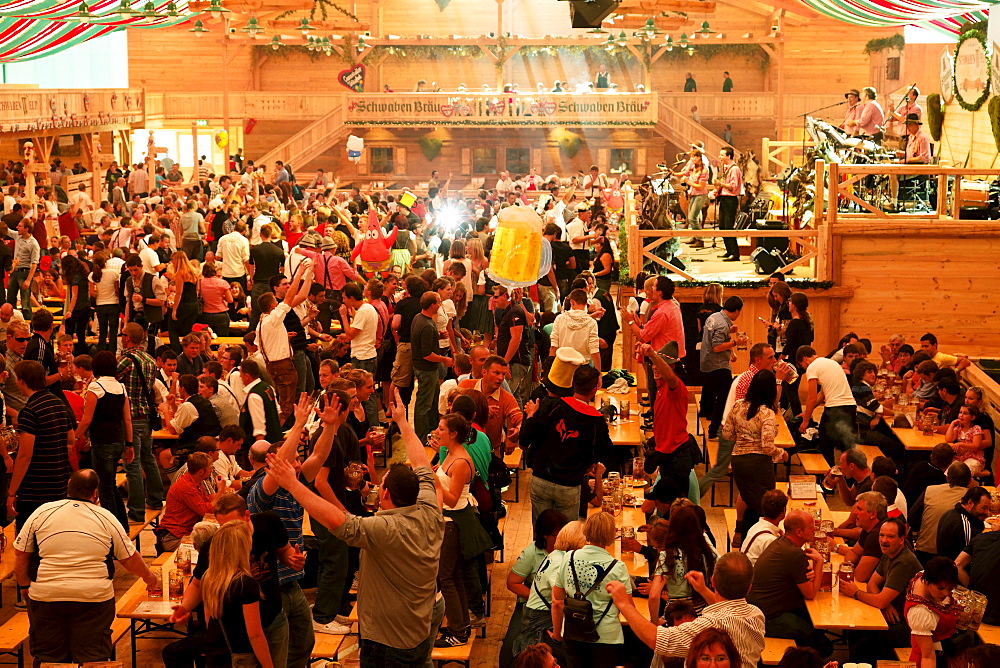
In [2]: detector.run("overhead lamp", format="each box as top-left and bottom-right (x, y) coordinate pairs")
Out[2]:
(696, 21), (715, 37)
(323, 37), (333, 55)
(643, 17), (661, 37)
(617, 30), (628, 45)
(298, 17), (313, 34)
(164, 1), (180, 17)
(305, 36), (316, 51)
(605, 34), (615, 45)
(356, 35), (368, 50)
(665, 35), (674, 50)
(269, 35), (282, 50)
(208, 0), (230, 15)
(140, 2), (160, 19)
(679, 33), (688, 46)
(68, 1), (98, 20)
(586, 27), (607, 34)
(189, 19), (208, 35)
(114, 0), (139, 16)
(242, 17), (264, 38)
(687, 46), (695, 56)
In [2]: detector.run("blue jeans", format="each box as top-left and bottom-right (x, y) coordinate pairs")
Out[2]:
(360, 635), (433, 668)
(699, 435), (735, 497)
(91, 441), (128, 529)
(530, 476), (581, 524)
(95, 304), (120, 353)
(7, 268), (31, 318)
(280, 581), (314, 668)
(413, 367), (441, 443)
(125, 418), (165, 520)
(294, 349), (314, 396)
(687, 194), (708, 229)
(508, 362), (530, 409)
(312, 519), (350, 625)
(351, 356), (378, 426)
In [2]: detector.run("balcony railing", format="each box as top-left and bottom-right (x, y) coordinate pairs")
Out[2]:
(0, 88), (144, 131)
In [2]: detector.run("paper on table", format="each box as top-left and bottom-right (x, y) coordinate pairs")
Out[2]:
(789, 475), (817, 500)
(132, 600), (175, 617)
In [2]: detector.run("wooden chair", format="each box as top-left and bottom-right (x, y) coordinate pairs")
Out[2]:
(431, 634), (475, 667)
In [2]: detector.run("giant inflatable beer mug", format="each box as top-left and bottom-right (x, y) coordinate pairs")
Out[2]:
(487, 205), (552, 288)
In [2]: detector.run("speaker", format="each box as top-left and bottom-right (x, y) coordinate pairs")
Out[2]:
(751, 247), (787, 275)
(570, 0), (620, 28)
(756, 220), (789, 252)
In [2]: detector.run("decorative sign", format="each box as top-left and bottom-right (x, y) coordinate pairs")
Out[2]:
(953, 30), (991, 111)
(344, 92), (657, 126)
(338, 64), (366, 93)
(940, 47), (955, 104)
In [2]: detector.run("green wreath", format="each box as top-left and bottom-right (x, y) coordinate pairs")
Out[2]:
(953, 29), (991, 112)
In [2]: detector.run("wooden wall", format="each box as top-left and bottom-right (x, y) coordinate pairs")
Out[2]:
(776, 20), (896, 94)
(834, 223), (1000, 357)
(128, 31), (252, 92)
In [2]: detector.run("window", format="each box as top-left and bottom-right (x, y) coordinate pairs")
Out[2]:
(370, 147), (394, 174)
(505, 148), (530, 175)
(472, 147), (497, 175)
(886, 57), (901, 81)
(610, 148), (635, 175)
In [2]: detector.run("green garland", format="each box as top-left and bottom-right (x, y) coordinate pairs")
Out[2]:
(674, 279), (836, 289)
(350, 120), (656, 127)
(618, 222), (630, 285)
(863, 34), (904, 55)
(953, 29), (991, 112)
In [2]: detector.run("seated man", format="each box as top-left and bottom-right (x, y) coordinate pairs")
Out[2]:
(747, 509), (832, 657)
(160, 374), (222, 478)
(901, 442), (953, 507)
(839, 517), (923, 663)
(155, 452), (230, 553)
(832, 490), (887, 583)
(918, 332), (971, 372)
(741, 489), (787, 566)
(936, 485), (990, 560)
(911, 461), (973, 563)
(956, 524), (1000, 626)
(824, 448), (872, 517)
(199, 374), (239, 427)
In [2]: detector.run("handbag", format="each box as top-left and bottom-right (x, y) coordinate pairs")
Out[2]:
(124, 351), (162, 430)
(563, 551), (618, 643)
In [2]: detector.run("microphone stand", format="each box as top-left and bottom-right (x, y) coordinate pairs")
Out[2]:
(798, 100), (850, 161)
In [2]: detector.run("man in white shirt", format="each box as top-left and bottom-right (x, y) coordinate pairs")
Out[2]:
(549, 288), (601, 372)
(257, 258), (314, 423)
(139, 233), (165, 275)
(495, 171), (514, 196)
(797, 345), (858, 465)
(338, 281), (380, 425)
(69, 184), (94, 213)
(3, 186), (16, 216)
(250, 208), (272, 245)
(0, 304), (25, 340)
(581, 165), (609, 199)
(14, 470), (158, 665)
(742, 489), (788, 565)
(566, 205), (597, 283)
(129, 166), (150, 198)
(214, 425), (251, 490)
(217, 220), (252, 291)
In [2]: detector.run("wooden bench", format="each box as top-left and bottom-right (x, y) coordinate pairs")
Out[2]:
(895, 647), (910, 660)
(431, 634), (475, 667)
(503, 448), (523, 503)
(855, 444), (885, 465)
(0, 612), (30, 668)
(128, 507), (163, 549)
(760, 637), (795, 665)
(796, 452), (830, 476)
(311, 632), (359, 663)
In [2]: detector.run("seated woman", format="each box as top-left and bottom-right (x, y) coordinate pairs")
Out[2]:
(851, 360), (906, 461)
(647, 505), (718, 621)
(946, 405), (987, 476)
(904, 556), (963, 668)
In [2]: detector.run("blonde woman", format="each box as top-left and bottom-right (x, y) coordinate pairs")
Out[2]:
(168, 250), (201, 351)
(201, 521), (274, 668)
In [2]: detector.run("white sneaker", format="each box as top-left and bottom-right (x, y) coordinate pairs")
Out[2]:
(334, 614), (353, 626)
(313, 619), (353, 635)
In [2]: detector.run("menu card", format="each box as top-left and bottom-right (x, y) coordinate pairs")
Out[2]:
(789, 475), (817, 500)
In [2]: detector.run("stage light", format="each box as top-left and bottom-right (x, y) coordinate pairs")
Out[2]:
(435, 206), (462, 230)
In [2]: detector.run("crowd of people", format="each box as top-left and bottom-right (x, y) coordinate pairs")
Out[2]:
(2, 153), (999, 668)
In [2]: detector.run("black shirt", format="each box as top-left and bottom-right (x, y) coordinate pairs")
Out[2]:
(782, 318), (814, 363)
(322, 423), (361, 505)
(496, 304), (530, 365)
(249, 241), (285, 284)
(966, 531), (1000, 625)
(901, 462), (946, 507)
(411, 313), (439, 373)
(17, 389), (76, 503)
(546, 240), (575, 285)
(218, 574), (262, 653)
(394, 296), (422, 344)
(194, 512), (287, 628)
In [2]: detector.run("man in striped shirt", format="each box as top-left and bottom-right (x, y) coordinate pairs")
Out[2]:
(609, 551), (765, 668)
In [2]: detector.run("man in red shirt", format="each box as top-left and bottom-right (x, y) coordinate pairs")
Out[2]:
(155, 452), (230, 554)
(640, 340), (697, 493)
(621, 276), (685, 419)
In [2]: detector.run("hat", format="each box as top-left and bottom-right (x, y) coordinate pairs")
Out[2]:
(689, 140), (705, 151)
(656, 340), (680, 366)
(904, 113), (922, 125)
(576, 202), (592, 213)
(543, 347), (588, 397)
(298, 230), (322, 250)
(844, 88), (860, 99)
(209, 196), (224, 210)
(320, 237), (336, 251)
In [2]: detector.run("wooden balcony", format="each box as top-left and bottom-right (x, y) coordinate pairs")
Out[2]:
(0, 87), (145, 135)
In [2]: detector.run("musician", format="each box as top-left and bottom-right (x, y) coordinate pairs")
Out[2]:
(900, 114), (930, 164)
(842, 89), (863, 136)
(582, 165), (609, 199)
(681, 151), (710, 249)
(856, 87), (885, 140)
(715, 147), (743, 262)
(890, 87), (922, 124)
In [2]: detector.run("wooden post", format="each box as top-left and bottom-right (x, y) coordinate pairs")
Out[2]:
(813, 158), (825, 234)
(817, 161), (837, 281)
(761, 137), (770, 180)
(774, 39), (785, 139)
(936, 160), (949, 218)
(192, 123), (199, 184)
(223, 39), (231, 174)
(951, 174), (963, 220)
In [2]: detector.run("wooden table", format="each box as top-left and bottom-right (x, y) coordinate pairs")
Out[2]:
(596, 388), (645, 447)
(775, 413), (795, 448)
(805, 554), (889, 631)
(978, 622), (1000, 644)
(893, 427), (941, 451)
(784, 481), (831, 516)
(588, 504), (649, 577)
(152, 430), (178, 440)
(0, 525), (18, 607)
(116, 551), (189, 666)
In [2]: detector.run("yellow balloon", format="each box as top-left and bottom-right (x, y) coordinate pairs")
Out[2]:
(215, 129), (229, 149)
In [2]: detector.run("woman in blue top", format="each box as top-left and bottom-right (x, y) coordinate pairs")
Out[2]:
(551, 511), (633, 668)
(500, 510), (571, 668)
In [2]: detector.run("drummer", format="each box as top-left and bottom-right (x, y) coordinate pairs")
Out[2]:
(889, 113), (931, 209)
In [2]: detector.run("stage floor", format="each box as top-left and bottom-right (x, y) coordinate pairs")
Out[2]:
(668, 236), (815, 283)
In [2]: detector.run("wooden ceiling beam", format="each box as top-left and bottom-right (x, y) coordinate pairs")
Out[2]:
(615, 0), (717, 12)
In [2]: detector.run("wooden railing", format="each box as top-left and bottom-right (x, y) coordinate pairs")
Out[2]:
(656, 99), (736, 160)
(256, 105), (349, 174)
(760, 137), (816, 180)
(0, 87), (144, 129)
(144, 92), (344, 121)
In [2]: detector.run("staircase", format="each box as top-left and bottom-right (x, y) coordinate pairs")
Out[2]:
(256, 104), (350, 172)
(654, 99), (741, 162)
